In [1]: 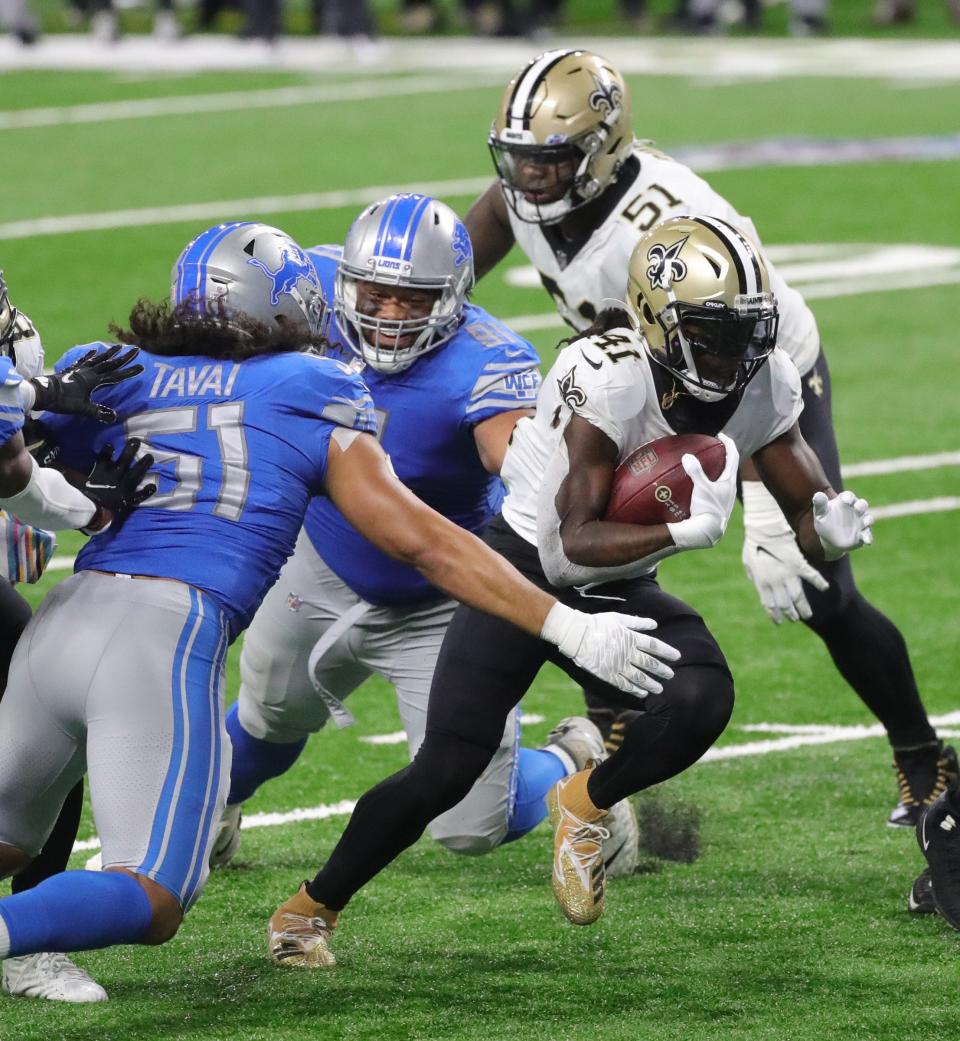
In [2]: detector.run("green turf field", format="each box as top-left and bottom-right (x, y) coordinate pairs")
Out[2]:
(1, 42), (960, 1041)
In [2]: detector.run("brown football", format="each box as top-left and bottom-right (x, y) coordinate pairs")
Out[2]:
(603, 434), (727, 526)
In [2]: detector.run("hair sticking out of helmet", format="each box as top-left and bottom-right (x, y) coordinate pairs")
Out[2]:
(489, 49), (634, 225)
(627, 215), (779, 403)
(334, 194), (475, 373)
(170, 222), (328, 344)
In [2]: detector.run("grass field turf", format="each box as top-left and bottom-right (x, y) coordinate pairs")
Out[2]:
(2, 44), (960, 1041)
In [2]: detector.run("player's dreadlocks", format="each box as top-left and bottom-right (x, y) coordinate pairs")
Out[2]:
(559, 306), (633, 348)
(109, 298), (327, 362)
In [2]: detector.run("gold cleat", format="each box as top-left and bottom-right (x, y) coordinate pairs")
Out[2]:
(547, 770), (610, 926)
(268, 883), (339, 968)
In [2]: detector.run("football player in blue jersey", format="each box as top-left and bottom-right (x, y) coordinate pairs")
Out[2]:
(0, 272), (150, 1003)
(0, 221), (678, 973)
(213, 195), (639, 877)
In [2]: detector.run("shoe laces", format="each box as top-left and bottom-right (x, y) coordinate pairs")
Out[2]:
(275, 911), (333, 941)
(565, 821), (610, 865)
(895, 745), (953, 807)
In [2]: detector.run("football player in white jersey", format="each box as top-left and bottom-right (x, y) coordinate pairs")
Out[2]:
(465, 48), (954, 828)
(265, 218), (873, 959)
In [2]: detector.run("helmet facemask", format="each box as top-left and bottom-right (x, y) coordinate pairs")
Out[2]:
(335, 265), (461, 374)
(333, 194), (474, 374)
(489, 131), (607, 225)
(652, 294), (779, 403)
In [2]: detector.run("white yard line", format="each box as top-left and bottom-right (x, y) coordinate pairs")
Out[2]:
(0, 176), (494, 241)
(0, 73), (504, 131)
(70, 710), (960, 854)
(5, 135), (960, 240)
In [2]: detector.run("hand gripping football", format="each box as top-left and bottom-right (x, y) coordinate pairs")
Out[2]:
(603, 434), (727, 525)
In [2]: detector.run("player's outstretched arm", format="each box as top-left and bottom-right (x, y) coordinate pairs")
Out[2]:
(325, 429), (679, 698)
(25, 344), (144, 423)
(464, 182), (515, 281)
(754, 423), (873, 561)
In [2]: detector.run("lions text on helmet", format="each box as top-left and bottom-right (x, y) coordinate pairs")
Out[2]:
(334, 194), (475, 373)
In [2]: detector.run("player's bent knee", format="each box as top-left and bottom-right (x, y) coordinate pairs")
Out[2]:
(429, 827), (504, 857)
(108, 868), (185, 945)
(0, 842), (32, 880)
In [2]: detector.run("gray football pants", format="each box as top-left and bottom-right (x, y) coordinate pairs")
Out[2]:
(0, 571), (231, 911)
(236, 532), (520, 855)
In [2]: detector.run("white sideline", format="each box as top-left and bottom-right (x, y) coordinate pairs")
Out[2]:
(70, 710), (960, 854)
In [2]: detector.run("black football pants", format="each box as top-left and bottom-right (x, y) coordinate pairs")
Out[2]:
(307, 518), (734, 911)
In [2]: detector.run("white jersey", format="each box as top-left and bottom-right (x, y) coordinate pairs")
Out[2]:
(500, 329), (803, 585)
(507, 143), (821, 376)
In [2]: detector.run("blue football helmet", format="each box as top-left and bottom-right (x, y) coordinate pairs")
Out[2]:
(334, 194), (474, 373)
(171, 222), (327, 341)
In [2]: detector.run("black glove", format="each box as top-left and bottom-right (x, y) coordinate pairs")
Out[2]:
(30, 344), (144, 423)
(79, 439), (157, 531)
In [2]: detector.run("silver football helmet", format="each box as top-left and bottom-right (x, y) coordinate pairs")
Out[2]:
(0, 270), (44, 380)
(171, 222), (326, 341)
(334, 193), (474, 373)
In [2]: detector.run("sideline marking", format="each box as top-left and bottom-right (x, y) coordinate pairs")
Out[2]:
(72, 710), (960, 853)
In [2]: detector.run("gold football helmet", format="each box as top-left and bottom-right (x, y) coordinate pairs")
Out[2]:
(627, 216), (779, 402)
(489, 49), (634, 225)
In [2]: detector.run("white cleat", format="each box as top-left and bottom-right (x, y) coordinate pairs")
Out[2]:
(209, 803), (243, 869)
(84, 852), (102, 871)
(2, 953), (108, 1003)
(601, 796), (639, 879)
(543, 716), (638, 877)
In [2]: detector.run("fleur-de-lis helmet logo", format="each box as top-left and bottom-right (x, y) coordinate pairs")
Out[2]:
(646, 236), (689, 291)
(587, 73), (622, 118)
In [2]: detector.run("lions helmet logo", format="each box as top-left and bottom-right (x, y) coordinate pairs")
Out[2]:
(451, 221), (472, 269)
(247, 246), (320, 306)
(587, 73), (622, 118)
(646, 237), (689, 291)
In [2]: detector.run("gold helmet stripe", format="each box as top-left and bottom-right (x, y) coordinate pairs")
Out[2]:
(688, 215), (761, 296)
(507, 49), (572, 131)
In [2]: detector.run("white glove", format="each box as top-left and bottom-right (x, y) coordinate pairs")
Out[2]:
(540, 602), (681, 699)
(741, 481), (829, 624)
(812, 490), (874, 561)
(667, 432), (740, 551)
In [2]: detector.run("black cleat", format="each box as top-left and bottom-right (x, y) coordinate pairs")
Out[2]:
(907, 867), (936, 915)
(888, 741), (959, 828)
(917, 782), (960, 931)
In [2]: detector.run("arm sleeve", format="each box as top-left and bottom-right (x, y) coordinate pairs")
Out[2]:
(0, 454), (96, 531)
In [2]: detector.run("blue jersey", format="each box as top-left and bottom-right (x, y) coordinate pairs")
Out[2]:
(0, 356), (25, 448)
(41, 344), (376, 635)
(304, 246), (541, 607)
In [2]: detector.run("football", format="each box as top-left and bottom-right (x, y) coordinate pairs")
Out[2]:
(603, 434), (727, 526)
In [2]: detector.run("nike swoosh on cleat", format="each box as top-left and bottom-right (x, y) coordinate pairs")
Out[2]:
(922, 814), (930, 851)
